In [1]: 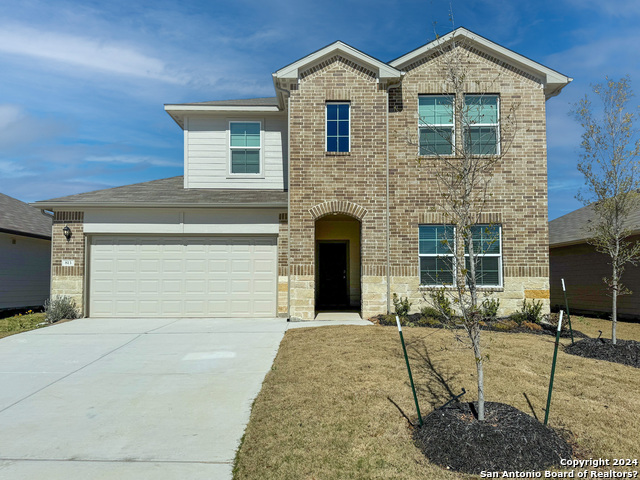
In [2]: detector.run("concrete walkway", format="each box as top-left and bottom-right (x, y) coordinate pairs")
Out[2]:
(0, 316), (371, 479)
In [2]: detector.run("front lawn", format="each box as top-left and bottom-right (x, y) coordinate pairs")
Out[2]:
(0, 311), (47, 339)
(233, 317), (640, 479)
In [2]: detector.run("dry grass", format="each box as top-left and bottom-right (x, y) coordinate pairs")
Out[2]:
(0, 312), (47, 339)
(234, 320), (640, 479)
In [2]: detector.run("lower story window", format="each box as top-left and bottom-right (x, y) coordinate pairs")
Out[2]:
(418, 224), (502, 287)
(419, 225), (455, 285)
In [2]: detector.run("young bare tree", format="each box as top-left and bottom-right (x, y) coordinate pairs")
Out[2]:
(572, 76), (640, 345)
(399, 33), (519, 421)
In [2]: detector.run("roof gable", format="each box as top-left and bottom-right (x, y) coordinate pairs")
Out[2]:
(274, 41), (402, 82)
(389, 27), (571, 99)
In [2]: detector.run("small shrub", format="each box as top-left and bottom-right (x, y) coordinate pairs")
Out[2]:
(494, 320), (518, 331)
(420, 305), (442, 319)
(422, 317), (443, 327)
(392, 293), (412, 318)
(522, 321), (542, 331)
(430, 290), (453, 320)
(44, 296), (79, 324)
(481, 298), (500, 320)
(509, 299), (544, 325)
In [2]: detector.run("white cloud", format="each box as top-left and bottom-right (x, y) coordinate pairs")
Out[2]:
(84, 154), (181, 167)
(0, 104), (67, 149)
(0, 24), (189, 84)
(564, 0), (640, 17)
(0, 159), (28, 178)
(546, 33), (640, 78)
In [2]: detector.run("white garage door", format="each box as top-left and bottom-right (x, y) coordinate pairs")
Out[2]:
(89, 235), (277, 317)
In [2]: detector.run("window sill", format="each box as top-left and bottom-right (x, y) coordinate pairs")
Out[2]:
(325, 151), (351, 156)
(418, 285), (504, 292)
(226, 174), (265, 179)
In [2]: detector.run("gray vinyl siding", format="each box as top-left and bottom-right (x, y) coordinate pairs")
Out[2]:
(0, 232), (51, 309)
(549, 237), (640, 319)
(185, 115), (287, 189)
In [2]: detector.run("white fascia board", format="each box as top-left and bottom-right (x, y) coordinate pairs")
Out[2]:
(165, 105), (283, 129)
(390, 28), (572, 98)
(164, 105), (281, 113)
(275, 41), (401, 81)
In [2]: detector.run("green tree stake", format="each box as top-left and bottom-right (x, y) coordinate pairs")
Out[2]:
(561, 278), (575, 344)
(396, 316), (423, 426)
(544, 310), (564, 426)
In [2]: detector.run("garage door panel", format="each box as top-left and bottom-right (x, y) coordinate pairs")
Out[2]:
(185, 279), (206, 294)
(89, 235), (276, 317)
(139, 300), (160, 315)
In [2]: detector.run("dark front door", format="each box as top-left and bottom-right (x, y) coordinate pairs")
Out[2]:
(317, 241), (349, 309)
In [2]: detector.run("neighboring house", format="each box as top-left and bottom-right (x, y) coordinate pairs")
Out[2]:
(549, 205), (640, 320)
(32, 28), (571, 320)
(0, 193), (52, 310)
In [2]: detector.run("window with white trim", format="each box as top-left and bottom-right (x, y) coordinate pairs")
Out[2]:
(419, 224), (503, 287)
(326, 102), (350, 152)
(463, 95), (499, 155)
(419, 225), (455, 285)
(464, 224), (502, 287)
(418, 95), (454, 155)
(230, 121), (261, 174)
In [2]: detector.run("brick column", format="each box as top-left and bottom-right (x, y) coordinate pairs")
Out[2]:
(51, 211), (85, 315)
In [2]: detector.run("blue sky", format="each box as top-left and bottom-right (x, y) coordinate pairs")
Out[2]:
(1, 0), (639, 220)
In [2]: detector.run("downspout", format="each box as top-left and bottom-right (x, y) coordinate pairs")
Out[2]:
(43, 209), (54, 309)
(273, 76), (291, 320)
(386, 75), (404, 314)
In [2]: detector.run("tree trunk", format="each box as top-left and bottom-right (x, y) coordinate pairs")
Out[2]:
(471, 323), (485, 421)
(612, 273), (618, 345)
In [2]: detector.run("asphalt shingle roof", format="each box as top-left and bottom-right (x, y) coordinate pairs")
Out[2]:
(549, 203), (640, 247)
(0, 193), (52, 239)
(31, 176), (287, 209)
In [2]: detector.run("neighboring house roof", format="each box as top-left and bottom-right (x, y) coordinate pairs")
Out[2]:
(0, 193), (52, 239)
(549, 203), (640, 247)
(31, 176), (288, 209)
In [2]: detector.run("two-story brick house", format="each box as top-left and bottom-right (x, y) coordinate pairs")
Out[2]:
(33, 28), (571, 321)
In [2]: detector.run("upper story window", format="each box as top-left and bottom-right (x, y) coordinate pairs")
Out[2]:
(326, 102), (350, 153)
(230, 121), (261, 174)
(463, 95), (499, 155)
(418, 95), (454, 155)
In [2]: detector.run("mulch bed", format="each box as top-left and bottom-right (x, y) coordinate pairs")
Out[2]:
(413, 401), (572, 474)
(564, 337), (640, 368)
(371, 313), (587, 339)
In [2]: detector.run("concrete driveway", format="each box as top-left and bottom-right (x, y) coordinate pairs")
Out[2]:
(0, 317), (290, 479)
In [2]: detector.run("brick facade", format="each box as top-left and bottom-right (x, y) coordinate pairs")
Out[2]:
(51, 211), (85, 315)
(288, 56), (390, 320)
(286, 44), (551, 320)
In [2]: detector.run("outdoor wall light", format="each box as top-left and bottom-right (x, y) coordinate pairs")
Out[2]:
(63, 225), (72, 241)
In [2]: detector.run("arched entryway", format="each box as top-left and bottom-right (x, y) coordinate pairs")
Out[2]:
(315, 214), (361, 313)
